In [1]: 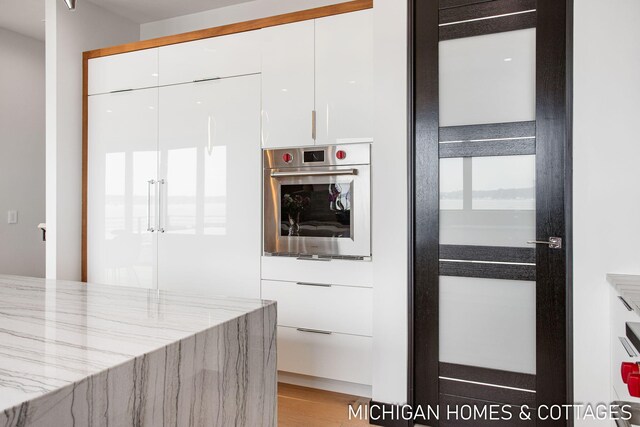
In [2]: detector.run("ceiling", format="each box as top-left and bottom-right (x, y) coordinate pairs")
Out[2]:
(85, 0), (253, 24)
(0, 0), (252, 41)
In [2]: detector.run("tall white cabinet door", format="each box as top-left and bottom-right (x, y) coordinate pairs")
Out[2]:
(315, 10), (374, 145)
(157, 75), (261, 298)
(261, 20), (315, 148)
(158, 31), (261, 86)
(87, 88), (158, 288)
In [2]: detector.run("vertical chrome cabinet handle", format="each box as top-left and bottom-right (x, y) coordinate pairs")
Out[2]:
(146, 179), (155, 232)
(526, 237), (562, 249)
(311, 110), (316, 140)
(157, 179), (165, 233)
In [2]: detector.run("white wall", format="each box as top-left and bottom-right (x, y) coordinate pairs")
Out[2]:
(573, 0), (640, 423)
(140, 0), (351, 39)
(371, 0), (409, 405)
(45, 0), (140, 280)
(0, 28), (45, 277)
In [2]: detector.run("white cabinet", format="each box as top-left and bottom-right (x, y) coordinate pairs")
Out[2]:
(88, 49), (159, 95)
(261, 269), (373, 385)
(159, 31), (261, 86)
(278, 326), (372, 385)
(260, 10), (373, 148)
(261, 21), (315, 148)
(261, 256), (373, 287)
(157, 75), (261, 298)
(87, 88), (158, 288)
(262, 280), (373, 336)
(88, 76), (261, 298)
(315, 10), (374, 145)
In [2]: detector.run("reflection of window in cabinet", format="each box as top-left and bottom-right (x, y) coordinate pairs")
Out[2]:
(261, 20), (315, 148)
(315, 9), (373, 145)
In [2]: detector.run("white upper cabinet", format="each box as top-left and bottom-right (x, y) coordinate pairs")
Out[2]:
(261, 20), (315, 148)
(315, 10), (374, 145)
(88, 48), (159, 95)
(159, 31), (261, 86)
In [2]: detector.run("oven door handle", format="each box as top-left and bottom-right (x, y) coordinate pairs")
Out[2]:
(270, 169), (357, 178)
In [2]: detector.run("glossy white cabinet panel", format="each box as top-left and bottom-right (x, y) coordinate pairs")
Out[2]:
(157, 75), (261, 298)
(261, 280), (372, 336)
(440, 156), (536, 247)
(159, 31), (261, 86)
(261, 20), (315, 148)
(315, 10), (374, 145)
(439, 276), (536, 374)
(261, 256), (373, 288)
(88, 49), (159, 95)
(87, 88), (158, 288)
(439, 28), (536, 127)
(277, 326), (372, 385)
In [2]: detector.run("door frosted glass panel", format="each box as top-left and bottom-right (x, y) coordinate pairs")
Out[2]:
(439, 28), (536, 127)
(440, 155), (535, 247)
(87, 88), (158, 288)
(157, 75), (261, 299)
(439, 276), (536, 374)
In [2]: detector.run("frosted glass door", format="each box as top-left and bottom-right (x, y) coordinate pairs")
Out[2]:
(438, 28), (538, 382)
(87, 88), (158, 288)
(157, 75), (261, 298)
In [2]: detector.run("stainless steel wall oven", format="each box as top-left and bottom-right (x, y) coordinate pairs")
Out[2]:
(263, 144), (371, 259)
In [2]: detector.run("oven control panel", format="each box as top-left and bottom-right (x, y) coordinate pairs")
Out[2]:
(264, 144), (370, 169)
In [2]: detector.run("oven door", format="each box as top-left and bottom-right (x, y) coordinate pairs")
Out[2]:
(264, 165), (371, 258)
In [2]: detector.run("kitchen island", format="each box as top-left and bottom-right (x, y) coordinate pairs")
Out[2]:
(0, 275), (276, 426)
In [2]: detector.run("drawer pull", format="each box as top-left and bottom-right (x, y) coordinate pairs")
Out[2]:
(296, 256), (331, 262)
(297, 328), (332, 335)
(620, 336), (638, 357)
(193, 77), (221, 83)
(619, 296), (634, 312)
(296, 282), (332, 288)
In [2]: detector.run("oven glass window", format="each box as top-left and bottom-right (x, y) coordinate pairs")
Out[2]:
(280, 183), (351, 238)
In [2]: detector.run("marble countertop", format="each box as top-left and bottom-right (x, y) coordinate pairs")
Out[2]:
(0, 274), (274, 413)
(608, 273), (640, 316)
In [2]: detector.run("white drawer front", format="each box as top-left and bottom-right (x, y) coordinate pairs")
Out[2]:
(88, 49), (159, 95)
(261, 256), (373, 288)
(159, 31), (261, 86)
(262, 280), (372, 336)
(277, 326), (372, 385)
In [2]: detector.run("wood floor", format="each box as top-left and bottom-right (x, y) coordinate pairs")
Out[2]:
(278, 382), (371, 427)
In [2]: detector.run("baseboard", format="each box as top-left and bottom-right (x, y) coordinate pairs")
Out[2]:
(277, 371), (372, 398)
(369, 401), (413, 427)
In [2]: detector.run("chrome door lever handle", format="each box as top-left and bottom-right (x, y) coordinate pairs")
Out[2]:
(527, 237), (562, 249)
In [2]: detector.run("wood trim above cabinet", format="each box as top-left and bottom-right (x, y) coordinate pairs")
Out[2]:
(84, 0), (373, 59)
(81, 1), (373, 282)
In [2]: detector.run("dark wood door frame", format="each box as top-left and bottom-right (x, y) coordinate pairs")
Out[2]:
(409, 0), (573, 425)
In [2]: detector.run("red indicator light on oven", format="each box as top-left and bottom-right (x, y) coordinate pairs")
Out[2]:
(282, 153), (293, 163)
(629, 372), (640, 397)
(336, 150), (347, 160)
(622, 362), (640, 383)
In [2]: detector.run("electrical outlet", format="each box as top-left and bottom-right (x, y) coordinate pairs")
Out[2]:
(7, 210), (17, 224)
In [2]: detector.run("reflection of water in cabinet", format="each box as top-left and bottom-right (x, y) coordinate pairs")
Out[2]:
(440, 155), (536, 248)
